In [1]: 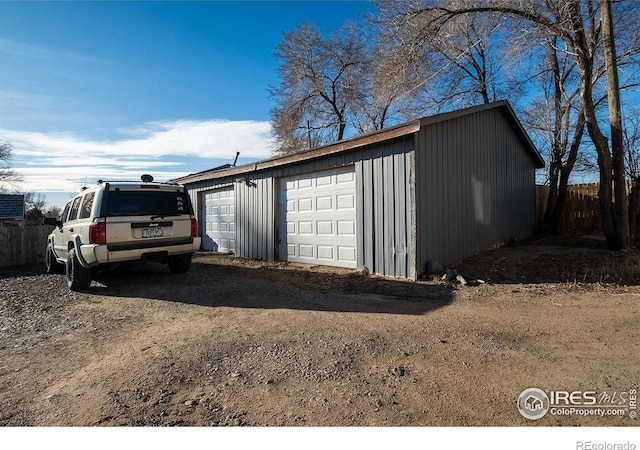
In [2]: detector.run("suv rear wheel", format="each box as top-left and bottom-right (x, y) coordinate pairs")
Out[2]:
(167, 255), (192, 274)
(66, 248), (93, 291)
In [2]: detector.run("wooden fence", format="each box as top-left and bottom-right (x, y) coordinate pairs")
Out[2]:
(0, 224), (54, 268)
(536, 182), (634, 232)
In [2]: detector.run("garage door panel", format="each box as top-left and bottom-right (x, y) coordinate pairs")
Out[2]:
(338, 220), (356, 235)
(317, 221), (333, 235)
(203, 187), (236, 253)
(316, 175), (332, 186)
(299, 244), (314, 258)
(338, 246), (356, 262)
(298, 198), (313, 212)
(317, 245), (334, 260)
(337, 193), (355, 210)
(316, 196), (333, 211)
(336, 171), (355, 184)
(279, 166), (357, 269)
(299, 221), (313, 234)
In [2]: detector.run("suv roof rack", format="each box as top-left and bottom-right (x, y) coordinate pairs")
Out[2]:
(95, 178), (180, 186)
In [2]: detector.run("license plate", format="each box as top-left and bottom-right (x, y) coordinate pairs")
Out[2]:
(141, 227), (163, 238)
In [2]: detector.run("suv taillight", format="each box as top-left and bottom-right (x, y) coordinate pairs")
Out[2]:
(90, 217), (107, 244)
(190, 216), (199, 237)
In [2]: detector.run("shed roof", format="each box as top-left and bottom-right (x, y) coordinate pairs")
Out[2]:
(174, 101), (544, 185)
(0, 194), (25, 219)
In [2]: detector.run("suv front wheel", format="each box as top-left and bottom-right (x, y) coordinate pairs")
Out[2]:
(46, 245), (65, 274)
(66, 248), (93, 291)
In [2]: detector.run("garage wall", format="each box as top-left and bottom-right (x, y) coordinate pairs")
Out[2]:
(236, 175), (275, 261)
(355, 139), (415, 279)
(414, 107), (538, 270)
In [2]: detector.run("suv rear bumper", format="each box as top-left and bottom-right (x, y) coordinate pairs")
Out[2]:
(78, 237), (202, 268)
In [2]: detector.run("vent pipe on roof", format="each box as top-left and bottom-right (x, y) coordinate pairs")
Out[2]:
(232, 152), (240, 166)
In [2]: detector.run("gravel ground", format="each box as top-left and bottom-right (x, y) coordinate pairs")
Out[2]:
(0, 234), (638, 427)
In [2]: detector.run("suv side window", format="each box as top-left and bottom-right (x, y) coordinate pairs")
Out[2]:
(68, 197), (82, 222)
(79, 191), (95, 219)
(61, 201), (72, 223)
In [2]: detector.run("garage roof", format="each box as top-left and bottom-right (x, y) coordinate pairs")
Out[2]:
(174, 101), (544, 185)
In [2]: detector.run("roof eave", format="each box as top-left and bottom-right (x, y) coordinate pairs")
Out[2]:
(174, 120), (421, 184)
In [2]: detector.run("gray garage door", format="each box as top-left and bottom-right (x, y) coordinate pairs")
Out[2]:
(279, 166), (357, 268)
(203, 187), (235, 253)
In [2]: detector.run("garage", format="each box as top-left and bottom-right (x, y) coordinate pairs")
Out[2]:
(202, 187), (235, 253)
(179, 102), (545, 280)
(279, 166), (357, 268)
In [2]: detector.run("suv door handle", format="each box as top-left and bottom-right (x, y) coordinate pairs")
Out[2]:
(69, 228), (74, 232)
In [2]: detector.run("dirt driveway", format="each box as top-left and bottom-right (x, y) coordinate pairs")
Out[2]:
(0, 234), (638, 426)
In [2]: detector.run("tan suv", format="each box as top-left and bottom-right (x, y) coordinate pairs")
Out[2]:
(44, 175), (201, 290)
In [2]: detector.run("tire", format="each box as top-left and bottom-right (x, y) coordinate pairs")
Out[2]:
(167, 254), (192, 274)
(45, 245), (65, 274)
(66, 248), (93, 291)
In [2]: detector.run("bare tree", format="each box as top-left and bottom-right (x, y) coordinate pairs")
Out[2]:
(600, 0), (628, 248)
(270, 22), (369, 155)
(0, 142), (23, 192)
(349, 28), (429, 134)
(423, 8), (511, 107)
(526, 37), (585, 233)
(375, 0), (525, 113)
(45, 205), (63, 219)
(24, 192), (47, 222)
(376, 0), (640, 250)
(624, 113), (640, 242)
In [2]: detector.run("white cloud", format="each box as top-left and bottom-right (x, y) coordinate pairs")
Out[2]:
(2, 119), (275, 193)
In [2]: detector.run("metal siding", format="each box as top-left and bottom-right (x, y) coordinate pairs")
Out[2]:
(416, 108), (538, 270)
(355, 161), (366, 268)
(373, 147), (385, 273)
(360, 153), (375, 269)
(383, 149), (393, 274)
(408, 148), (418, 279)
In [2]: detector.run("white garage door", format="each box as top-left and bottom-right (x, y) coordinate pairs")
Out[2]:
(203, 187), (235, 253)
(280, 166), (357, 268)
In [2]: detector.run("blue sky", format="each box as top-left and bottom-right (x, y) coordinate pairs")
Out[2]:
(0, 0), (374, 208)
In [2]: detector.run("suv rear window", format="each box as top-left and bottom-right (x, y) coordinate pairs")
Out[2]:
(104, 189), (191, 217)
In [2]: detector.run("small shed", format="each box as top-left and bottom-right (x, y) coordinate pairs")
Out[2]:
(176, 101), (544, 280)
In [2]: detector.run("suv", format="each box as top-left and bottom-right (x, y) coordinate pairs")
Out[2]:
(44, 175), (201, 291)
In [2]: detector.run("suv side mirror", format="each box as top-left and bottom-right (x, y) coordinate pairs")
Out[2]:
(44, 217), (62, 227)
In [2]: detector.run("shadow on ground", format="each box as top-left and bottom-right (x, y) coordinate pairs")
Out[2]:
(89, 259), (454, 316)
